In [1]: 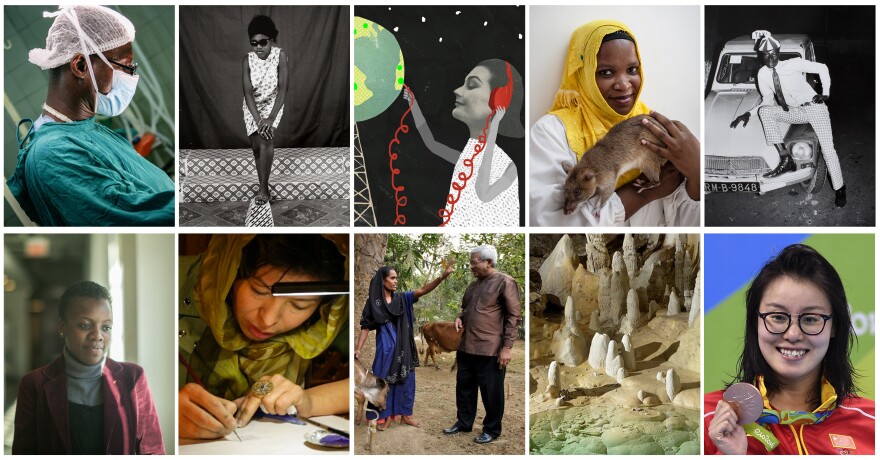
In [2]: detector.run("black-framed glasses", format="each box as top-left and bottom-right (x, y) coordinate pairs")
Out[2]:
(107, 58), (138, 76)
(250, 39), (270, 47)
(757, 311), (833, 336)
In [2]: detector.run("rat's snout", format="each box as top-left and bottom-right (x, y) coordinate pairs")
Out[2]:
(563, 200), (576, 215)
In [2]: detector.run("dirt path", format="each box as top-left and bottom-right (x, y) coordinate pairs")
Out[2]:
(354, 339), (525, 455)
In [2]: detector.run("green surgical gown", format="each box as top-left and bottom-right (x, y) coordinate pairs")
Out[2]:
(7, 117), (174, 226)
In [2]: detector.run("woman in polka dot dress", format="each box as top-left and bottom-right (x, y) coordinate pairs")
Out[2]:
(242, 15), (288, 205)
(404, 59), (524, 227)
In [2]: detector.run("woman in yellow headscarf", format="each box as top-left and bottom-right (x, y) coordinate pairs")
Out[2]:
(178, 234), (349, 440)
(529, 20), (700, 226)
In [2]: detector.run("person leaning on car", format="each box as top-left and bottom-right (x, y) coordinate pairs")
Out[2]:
(729, 30), (846, 207)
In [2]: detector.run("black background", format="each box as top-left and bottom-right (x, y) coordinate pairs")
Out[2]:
(356, 6), (525, 227)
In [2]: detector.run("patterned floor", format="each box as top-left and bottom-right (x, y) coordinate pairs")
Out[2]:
(179, 198), (349, 227)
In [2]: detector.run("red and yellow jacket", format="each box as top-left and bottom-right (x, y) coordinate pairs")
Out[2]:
(704, 390), (874, 455)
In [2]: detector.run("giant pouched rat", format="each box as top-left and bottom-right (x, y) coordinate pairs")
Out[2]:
(562, 114), (668, 214)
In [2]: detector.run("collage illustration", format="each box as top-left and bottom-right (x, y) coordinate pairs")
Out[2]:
(1, 2), (876, 457)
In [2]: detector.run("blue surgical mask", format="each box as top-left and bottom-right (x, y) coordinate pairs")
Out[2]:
(95, 69), (139, 117)
(65, 7), (138, 117)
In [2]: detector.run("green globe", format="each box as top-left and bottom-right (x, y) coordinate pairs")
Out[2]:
(354, 17), (405, 122)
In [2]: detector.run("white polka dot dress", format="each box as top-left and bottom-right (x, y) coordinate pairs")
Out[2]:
(442, 139), (519, 227)
(242, 47), (284, 136)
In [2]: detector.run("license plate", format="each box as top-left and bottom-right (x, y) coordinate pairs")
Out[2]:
(705, 182), (759, 193)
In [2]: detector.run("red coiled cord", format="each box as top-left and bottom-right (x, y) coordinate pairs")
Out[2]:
(388, 85), (415, 225)
(438, 110), (495, 226)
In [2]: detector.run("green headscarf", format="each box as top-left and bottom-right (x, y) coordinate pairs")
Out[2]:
(192, 234), (348, 399)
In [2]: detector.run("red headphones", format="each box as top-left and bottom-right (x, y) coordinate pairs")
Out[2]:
(488, 61), (514, 111)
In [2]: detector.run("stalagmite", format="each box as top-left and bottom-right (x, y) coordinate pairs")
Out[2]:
(620, 288), (639, 335)
(666, 368), (681, 401)
(547, 361), (560, 398)
(668, 289), (681, 315)
(689, 270), (702, 327)
(622, 334), (635, 370)
(587, 333), (610, 369)
(623, 233), (638, 277)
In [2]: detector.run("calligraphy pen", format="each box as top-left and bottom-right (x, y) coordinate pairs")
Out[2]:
(179, 352), (242, 442)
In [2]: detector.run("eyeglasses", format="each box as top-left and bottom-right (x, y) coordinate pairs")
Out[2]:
(757, 311), (833, 336)
(107, 58), (138, 76)
(250, 39), (270, 47)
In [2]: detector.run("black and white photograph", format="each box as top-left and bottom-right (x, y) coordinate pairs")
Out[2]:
(704, 5), (875, 226)
(178, 6), (350, 227)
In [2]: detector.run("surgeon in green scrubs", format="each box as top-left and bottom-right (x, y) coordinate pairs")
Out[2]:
(6, 6), (174, 226)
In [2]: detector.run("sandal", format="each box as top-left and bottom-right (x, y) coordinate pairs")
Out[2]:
(254, 192), (269, 206)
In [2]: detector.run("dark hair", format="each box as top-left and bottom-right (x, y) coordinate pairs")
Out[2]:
(477, 59), (525, 138)
(237, 235), (344, 282)
(236, 235), (345, 321)
(248, 15), (278, 40)
(601, 30), (634, 44)
(732, 244), (858, 405)
(59, 281), (112, 321)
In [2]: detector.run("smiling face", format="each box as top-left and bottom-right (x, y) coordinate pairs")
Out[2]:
(757, 276), (833, 388)
(250, 33), (273, 60)
(233, 265), (324, 341)
(469, 252), (493, 279)
(452, 65), (493, 132)
(60, 297), (112, 366)
(594, 39), (642, 115)
(761, 49), (780, 69)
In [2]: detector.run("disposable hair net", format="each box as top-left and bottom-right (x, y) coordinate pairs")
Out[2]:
(28, 5), (135, 71)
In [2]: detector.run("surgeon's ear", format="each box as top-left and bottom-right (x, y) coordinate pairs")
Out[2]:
(69, 54), (88, 79)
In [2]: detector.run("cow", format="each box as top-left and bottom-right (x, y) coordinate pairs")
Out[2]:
(354, 357), (388, 426)
(420, 321), (463, 371)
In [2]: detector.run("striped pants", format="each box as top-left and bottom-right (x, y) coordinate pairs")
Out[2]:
(758, 104), (844, 190)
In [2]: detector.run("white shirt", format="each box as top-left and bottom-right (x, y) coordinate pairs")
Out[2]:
(528, 114), (699, 227)
(754, 58), (830, 111)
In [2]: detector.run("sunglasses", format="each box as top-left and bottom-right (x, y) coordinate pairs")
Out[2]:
(249, 39), (271, 47)
(107, 58), (138, 76)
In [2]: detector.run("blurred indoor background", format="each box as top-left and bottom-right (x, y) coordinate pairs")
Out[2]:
(3, 234), (175, 454)
(4, 5), (175, 226)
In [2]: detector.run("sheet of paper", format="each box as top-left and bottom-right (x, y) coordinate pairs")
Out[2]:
(179, 416), (349, 455)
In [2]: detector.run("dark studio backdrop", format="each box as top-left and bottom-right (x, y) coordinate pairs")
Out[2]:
(356, 6), (525, 227)
(179, 6), (349, 149)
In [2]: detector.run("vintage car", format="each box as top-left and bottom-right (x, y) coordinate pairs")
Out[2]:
(705, 33), (825, 194)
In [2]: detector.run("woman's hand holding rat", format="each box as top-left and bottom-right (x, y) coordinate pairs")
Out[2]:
(639, 111), (700, 201)
(708, 400), (748, 455)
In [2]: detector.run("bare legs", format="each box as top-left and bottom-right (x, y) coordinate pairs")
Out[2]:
(248, 133), (274, 204)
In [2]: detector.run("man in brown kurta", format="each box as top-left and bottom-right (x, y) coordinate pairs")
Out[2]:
(443, 244), (521, 444)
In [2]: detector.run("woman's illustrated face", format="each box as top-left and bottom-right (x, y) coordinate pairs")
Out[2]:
(383, 269), (399, 293)
(452, 65), (493, 130)
(757, 276), (832, 387)
(234, 265), (323, 341)
(250, 33), (273, 60)
(594, 39), (642, 115)
(60, 298), (112, 366)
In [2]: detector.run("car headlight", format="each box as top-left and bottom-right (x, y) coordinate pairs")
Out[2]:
(789, 141), (812, 161)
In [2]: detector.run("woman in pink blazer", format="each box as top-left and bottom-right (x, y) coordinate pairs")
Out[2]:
(12, 281), (164, 454)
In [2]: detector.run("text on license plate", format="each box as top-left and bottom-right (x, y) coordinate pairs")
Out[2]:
(705, 182), (759, 193)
